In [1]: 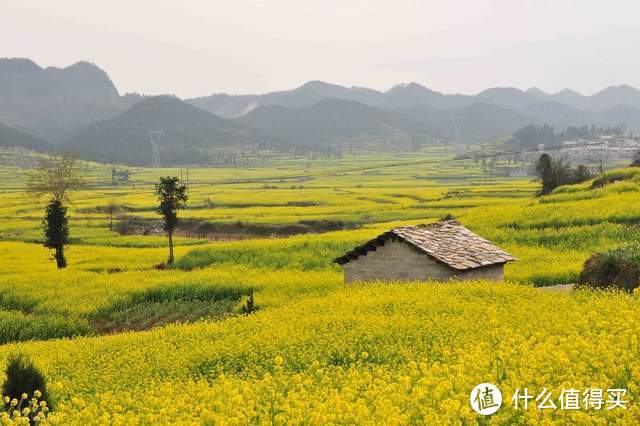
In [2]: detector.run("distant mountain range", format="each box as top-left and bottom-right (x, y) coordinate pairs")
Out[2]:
(189, 80), (640, 117)
(0, 58), (140, 143)
(66, 96), (254, 165)
(2, 58), (640, 165)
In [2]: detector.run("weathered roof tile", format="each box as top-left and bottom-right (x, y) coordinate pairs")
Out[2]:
(334, 220), (517, 270)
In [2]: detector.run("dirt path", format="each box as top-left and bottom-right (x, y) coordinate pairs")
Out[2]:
(539, 284), (576, 292)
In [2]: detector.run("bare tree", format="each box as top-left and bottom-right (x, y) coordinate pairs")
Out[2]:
(27, 153), (85, 268)
(28, 153), (85, 202)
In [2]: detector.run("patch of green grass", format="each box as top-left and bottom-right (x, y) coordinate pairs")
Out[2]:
(91, 299), (239, 334)
(0, 291), (39, 313)
(0, 282), (253, 343)
(0, 310), (91, 344)
(90, 283), (253, 333)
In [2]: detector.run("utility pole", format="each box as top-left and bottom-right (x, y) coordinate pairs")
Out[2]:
(107, 201), (116, 230)
(483, 161), (488, 185)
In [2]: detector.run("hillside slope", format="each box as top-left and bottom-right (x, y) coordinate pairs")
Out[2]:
(0, 122), (49, 151)
(0, 58), (126, 142)
(66, 96), (256, 165)
(237, 98), (399, 148)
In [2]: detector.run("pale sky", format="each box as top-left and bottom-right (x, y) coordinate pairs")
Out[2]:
(2, 0), (640, 98)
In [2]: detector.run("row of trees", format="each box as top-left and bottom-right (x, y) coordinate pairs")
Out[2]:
(29, 153), (187, 268)
(536, 148), (640, 195)
(535, 153), (594, 195)
(513, 124), (626, 149)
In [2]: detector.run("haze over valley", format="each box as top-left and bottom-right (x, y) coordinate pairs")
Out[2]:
(3, 57), (640, 166)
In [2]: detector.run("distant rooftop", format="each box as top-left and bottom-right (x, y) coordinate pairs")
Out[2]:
(335, 221), (516, 270)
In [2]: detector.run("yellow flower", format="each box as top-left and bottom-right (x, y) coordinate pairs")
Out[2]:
(34, 390), (42, 399)
(2, 168), (640, 423)
(3, 396), (9, 404)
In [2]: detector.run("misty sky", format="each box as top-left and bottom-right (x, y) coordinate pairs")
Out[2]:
(3, 0), (640, 98)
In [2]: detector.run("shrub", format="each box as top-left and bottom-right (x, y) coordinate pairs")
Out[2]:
(1, 354), (51, 408)
(0, 311), (92, 344)
(578, 246), (640, 292)
(536, 154), (594, 195)
(241, 291), (257, 315)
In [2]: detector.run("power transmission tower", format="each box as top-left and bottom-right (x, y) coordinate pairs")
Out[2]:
(147, 130), (164, 168)
(453, 116), (463, 145)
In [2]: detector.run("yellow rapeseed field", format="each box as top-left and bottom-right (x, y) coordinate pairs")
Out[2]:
(1, 155), (640, 424)
(3, 283), (640, 424)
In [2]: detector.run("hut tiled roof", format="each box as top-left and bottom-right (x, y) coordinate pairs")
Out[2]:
(334, 220), (516, 270)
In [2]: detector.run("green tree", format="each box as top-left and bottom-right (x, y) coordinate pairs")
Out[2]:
(155, 176), (188, 264)
(535, 153), (555, 195)
(535, 153), (590, 195)
(44, 200), (68, 268)
(27, 153), (84, 268)
(572, 164), (593, 183)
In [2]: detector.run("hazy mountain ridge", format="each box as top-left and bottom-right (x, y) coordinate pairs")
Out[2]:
(3, 57), (640, 166)
(0, 58), (125, 142)
(65, 96), (257, 165)
(47, 82), (640, 165)
(0, 121), (49, 151)
(66, 95), (540, 165)
(187, 80), (640, 119)
(237, 98), (398, 148)
(0, 58), (118, 100)
(187, 80), (640, 143)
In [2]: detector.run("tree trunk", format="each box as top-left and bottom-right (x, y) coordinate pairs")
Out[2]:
(168, 231), (174, 264)
(55, 245), (66, 269)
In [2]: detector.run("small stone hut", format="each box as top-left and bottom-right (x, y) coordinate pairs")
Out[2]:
(334, 221), (516, 284)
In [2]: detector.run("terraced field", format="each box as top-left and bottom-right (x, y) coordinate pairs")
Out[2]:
(1, 149), (640, 423)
